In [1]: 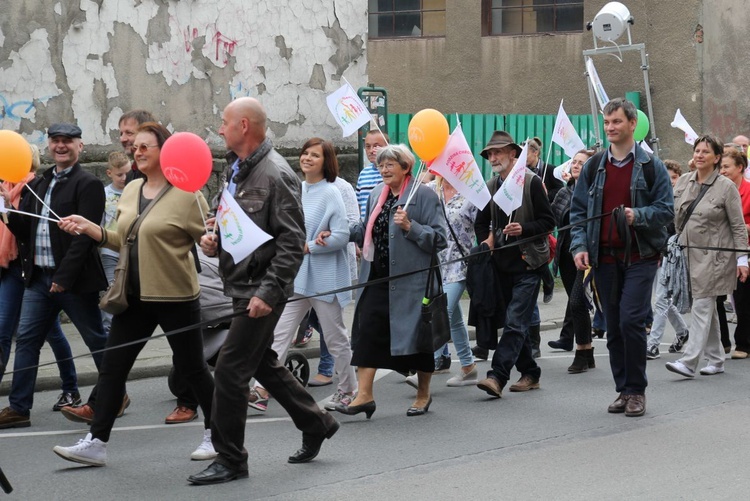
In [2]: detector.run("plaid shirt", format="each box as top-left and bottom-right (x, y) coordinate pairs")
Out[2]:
(34, 166), (72, 267)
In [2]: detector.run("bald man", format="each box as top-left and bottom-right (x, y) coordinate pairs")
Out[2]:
(189, 98), (339, 486)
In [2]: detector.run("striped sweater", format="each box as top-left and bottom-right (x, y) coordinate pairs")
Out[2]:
(295, 180), (352, 306)
(356, 163), (383, 219)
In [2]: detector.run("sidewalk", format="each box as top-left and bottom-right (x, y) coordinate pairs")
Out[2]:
(0, 288), (571, 396)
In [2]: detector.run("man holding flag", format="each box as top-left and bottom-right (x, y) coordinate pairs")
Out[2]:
(474, 131), (555, 399)
(191, 97), (339, 485)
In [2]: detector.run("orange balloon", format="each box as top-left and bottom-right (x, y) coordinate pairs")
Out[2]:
(0, 130), (32, 183)
(408, 109), (449, 161)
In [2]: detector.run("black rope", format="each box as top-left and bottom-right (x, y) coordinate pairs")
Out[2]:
(13, 209), (748, 377)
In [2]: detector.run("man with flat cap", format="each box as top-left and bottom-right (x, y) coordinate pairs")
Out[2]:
(473, 131), (555, 399)
(0, 123), (108, 429)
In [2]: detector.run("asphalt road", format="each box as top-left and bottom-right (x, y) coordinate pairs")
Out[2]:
(1, 337), (749, 501)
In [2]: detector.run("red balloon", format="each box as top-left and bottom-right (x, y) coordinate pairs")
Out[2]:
(160, 132), (213, 192)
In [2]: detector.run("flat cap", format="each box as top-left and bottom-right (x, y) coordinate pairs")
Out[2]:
(48, 123), (82, 138)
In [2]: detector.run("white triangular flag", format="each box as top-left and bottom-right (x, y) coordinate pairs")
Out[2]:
(586, 58), (610, 111)
(551, 100), (586, 158)
(216, 189), (273, 263)
(671, 109), (699, 145)
(326, 83), (373, 137)
(493, 142), (528, 216)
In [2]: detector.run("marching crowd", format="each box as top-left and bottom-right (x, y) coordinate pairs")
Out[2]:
(0, 95), (748, 485)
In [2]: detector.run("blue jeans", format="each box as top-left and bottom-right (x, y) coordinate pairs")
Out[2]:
(593, 310), (606, 331)
(647, 265), (688, 348)
(596, 259), (657, 395)
(0, 261), (77, 392)
(489, 271), (542, 383)
(433, 281), (474, 367)
(309, 309), (334, 377)
(9, 269), (106, 415)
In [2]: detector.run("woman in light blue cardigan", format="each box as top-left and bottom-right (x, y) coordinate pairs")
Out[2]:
(249, 138), (356, 413)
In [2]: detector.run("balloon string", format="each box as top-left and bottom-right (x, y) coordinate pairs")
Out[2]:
(24, 184), (61, 221)
(195, 191), (209, 234)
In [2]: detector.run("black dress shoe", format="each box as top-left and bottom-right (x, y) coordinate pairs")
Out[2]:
(547, 338), (574, 351)
(406, 396), (432, 417)
(187, 462), (249, 485)
(288, 421), (340, 464)
(334, 400), (376, 419)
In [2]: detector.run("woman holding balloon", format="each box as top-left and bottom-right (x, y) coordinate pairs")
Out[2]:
(52, 122), (217, 466)
(335, 143), (447, 419)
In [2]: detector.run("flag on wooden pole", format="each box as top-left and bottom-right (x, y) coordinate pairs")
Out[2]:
(326, 82), (372, 137)
(493, 142), (528, 216)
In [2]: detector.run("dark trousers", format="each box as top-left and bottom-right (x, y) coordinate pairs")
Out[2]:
(717, 296), (730, 349)
(211, 298), (335, 471)
(541, 265), (555, 296)
(558, 250), (592, 345)
(734, 280), (750, 352)
(89, 297), (214, 442)
(596, 259), (657, 395)
(488, 271), (542, 384)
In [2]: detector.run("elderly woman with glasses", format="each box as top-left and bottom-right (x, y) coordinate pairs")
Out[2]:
(334, 144), (446, 419)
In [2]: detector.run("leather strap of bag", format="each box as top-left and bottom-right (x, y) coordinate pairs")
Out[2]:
(423, 234), (445, 301)
(124, 184), (173, 244)
(677, 182), (710, 234)
(438, 189), (467, 258)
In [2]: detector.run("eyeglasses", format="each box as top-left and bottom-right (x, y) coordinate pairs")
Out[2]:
(377, 162), (400, 171)
(133, 143), (159, 153)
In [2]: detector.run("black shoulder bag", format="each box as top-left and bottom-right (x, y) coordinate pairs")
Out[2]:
(416, 234), (451, 354)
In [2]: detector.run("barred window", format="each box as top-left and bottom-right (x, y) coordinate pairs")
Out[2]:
(483, 0), (584, 36)
(369, 0), (446, 38)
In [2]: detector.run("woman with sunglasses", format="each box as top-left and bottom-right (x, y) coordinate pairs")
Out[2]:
(52, 122), (216, 466)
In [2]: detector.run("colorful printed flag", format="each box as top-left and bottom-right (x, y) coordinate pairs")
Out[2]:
(586, 58), (609, 111)
(551, 100), (586, 158)
(493, 142), (528, 216)
(670, 109), (699, 145)
(428, 124), (491, 210)
(326, 82), (372, 137)
(216, 188), (273, 263)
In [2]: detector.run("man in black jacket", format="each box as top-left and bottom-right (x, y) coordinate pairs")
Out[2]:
(0, 123), (108, 429)
(189, 98), (338, 486)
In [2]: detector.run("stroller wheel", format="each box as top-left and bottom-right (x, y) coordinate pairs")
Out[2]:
(285, 352), (310, 387)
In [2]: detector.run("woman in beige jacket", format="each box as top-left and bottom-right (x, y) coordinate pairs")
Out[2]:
(666, 135), (749, 378)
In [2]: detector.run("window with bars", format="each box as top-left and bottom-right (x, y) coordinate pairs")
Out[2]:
(482, 0), (584, 36)
(368, 0), (446, 38)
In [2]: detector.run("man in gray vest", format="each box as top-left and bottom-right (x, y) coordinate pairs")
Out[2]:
(473, 131), (556, 398)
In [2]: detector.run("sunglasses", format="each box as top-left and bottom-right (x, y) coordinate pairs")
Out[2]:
(133, 143), (159, 153)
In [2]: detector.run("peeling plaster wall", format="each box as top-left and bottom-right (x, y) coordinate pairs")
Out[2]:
(0, 0), (367, 158)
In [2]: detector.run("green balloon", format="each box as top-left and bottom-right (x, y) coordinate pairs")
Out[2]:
(634, 110), (649, 141)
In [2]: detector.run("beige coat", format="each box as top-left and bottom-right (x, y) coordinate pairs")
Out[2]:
(674, 169), (748, 298)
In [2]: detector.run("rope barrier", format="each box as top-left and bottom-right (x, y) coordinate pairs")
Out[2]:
(5, 209), (749, 377)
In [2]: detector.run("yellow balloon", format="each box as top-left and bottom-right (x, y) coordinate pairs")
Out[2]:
(0, 130), (32, 183)
(408, 109), (449, 161)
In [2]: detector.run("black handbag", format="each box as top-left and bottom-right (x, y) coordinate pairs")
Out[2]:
(416, 235), (451, 354)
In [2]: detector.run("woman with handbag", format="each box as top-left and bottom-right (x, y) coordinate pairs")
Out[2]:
(52, 122), (216, 466)
(335, 144), (446, 418)
(247, 138), (357, 413)
(666, 135), (749, 378)
(411, 176), (478, 387)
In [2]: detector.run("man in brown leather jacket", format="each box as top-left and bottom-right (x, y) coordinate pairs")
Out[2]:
(189, 97), (339, 486)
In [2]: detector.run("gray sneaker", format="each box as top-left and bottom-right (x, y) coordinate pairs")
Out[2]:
(646, 345), (660, 360)
(669, 330), (689, 353)
(324, 390), (355, 411)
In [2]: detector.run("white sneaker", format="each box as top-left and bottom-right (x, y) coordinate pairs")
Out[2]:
(699, 365), (725, 376)
(324, 389), (355, 411)
(446, 365), (479, 387)
(191, 429), (218, 461)
(53, 433), (107, 466)
(405, 374), (418, 389)
(665, 360), (695, 378)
